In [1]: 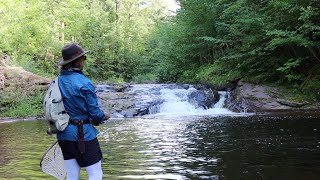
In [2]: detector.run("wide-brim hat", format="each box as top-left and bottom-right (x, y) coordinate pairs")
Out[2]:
(58, 43), (89, 66)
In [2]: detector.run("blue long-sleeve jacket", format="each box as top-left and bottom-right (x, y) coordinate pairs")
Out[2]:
(57, 70), (106, 141)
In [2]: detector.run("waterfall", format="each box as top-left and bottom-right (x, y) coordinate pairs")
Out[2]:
(98, 83), (238, 118)
(213, 91), (228, 108)
(146, 87), (234, 116)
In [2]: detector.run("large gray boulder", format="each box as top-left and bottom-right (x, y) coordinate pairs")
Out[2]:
(227, 80), (310, 112)
(188, 89), (219, 109)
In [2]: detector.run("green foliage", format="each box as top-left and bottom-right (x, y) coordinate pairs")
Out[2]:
(132, 73), (158, 83)
(0, 0), (168, 81)
(1, 90), (44, 117)
(1, 0), (320, 100)
(143, 0), (320, 98)
(276, 58), (303, 82)
(301, 76), (320, 99)
(196, 63), (241, 86)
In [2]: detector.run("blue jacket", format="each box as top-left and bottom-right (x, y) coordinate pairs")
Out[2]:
(57, 70), (106, 141)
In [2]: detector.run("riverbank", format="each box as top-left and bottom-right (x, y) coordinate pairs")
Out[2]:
(227, 80), (320, 113)
(2, 108), (320, 123)
(1, 65), (319, 119)
(0, 116), (41, 124)
(0, 65), (50, 117)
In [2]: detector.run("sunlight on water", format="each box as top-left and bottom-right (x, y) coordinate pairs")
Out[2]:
(119, 174), (185, 179)
(97, 114), (320, 179)
(1, 112), (320, 179)
(126, 84), (245, 117)
(155, 88), (237, 117)
(99, 117), (221, 179)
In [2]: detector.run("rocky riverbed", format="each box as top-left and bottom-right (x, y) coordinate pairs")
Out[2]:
(0, 65), (319, 120)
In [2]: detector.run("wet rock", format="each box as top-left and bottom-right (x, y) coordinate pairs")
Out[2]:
(193, 83), (220, 105)
(96, 83), (223, 117)
(188, 90), (218, 109)
(110, 112), (125, 118)
(97, 91), (136, 117)
(227, 80), (309, 112)
(166, 84), (190, 90)
(96, 83), (131, 93)
(119, 108), (136, 118)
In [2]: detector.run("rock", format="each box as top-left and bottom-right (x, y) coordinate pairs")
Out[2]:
(4, 63), (316, 118)
(227, 80), (310, 112)
(0, 66), (50, 91)
(276, 99), (309, 107)
(97, 91), (136, 116)
(110, 112), (125, 118)
(119, 109), (136, 118)
(0, 53), (8, 66)
(192, 83), (220, 108)
(0, 73), (4, 90)
(0, 66), (51, 113)
(188, 90), (218, 109)
(96, 83), (131, 93)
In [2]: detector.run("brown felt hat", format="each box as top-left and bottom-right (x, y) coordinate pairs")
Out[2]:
(58, 43), (89, 66)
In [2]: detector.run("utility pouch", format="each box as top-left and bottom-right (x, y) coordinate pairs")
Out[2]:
(77, 121), (85, 153)
(69, 119), (91, 153)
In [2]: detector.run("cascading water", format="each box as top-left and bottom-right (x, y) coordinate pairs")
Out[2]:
(148, 88), (234, 116)
(96, 83), (242, 118)
(124, 84), (235, 117)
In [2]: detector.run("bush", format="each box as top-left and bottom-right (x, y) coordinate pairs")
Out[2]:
(196, 63), (241, 86)
(132, 73), (158, 83)
(0, 90), (44, 117)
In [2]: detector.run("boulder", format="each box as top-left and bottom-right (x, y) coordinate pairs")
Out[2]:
(227, 80), (310, 112)
(97, 91), (137, 117)
(0, 66), (51, 113)
(188, 90), (219, 109)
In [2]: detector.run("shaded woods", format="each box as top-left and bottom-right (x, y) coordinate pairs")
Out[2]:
(147, 0), (320, 97)
(1, 0), (320, 117)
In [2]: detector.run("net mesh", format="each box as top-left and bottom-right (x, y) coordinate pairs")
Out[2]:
(40, 141), (66, 180)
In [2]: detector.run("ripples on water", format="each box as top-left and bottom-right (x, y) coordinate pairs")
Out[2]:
(0, 113), (320, 180)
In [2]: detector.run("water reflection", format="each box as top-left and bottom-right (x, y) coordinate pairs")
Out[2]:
(0, 114), (320, 179)
(0, 120), (56, 179)
(100, 117), (220, 179)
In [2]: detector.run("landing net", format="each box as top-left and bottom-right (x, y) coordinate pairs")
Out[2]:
(40, 141), (66, 180)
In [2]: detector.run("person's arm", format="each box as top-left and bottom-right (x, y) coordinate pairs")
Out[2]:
(80, 83), (107, 124)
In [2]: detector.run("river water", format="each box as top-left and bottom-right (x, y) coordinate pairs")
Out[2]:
(0, 111), (320, 180)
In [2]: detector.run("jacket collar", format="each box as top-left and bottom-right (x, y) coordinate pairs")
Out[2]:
(60, 69), (84, 76)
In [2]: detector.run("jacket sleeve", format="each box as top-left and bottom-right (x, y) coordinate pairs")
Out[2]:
(80, 82), (106, 123)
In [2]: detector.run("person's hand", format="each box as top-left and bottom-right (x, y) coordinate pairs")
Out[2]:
(90, 119), (100, 126)
(105, 112), (110, 120)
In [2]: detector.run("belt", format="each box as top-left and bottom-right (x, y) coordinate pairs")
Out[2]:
(69, 119), (91, 125)
(68, 119), (91, 153)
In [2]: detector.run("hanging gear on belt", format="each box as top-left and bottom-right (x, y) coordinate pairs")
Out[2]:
(69, 119), (91, 153)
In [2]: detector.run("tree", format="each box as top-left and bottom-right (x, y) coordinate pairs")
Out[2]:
(144, 0), (320, 96)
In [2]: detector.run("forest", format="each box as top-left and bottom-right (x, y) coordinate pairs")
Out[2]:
(0, 0), (320, 107)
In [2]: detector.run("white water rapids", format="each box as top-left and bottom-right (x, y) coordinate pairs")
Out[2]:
(154, 90), (233, 116)
(127, 84), (236, 117)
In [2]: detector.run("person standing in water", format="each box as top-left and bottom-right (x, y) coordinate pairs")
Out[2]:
(57, 42), (109, 180)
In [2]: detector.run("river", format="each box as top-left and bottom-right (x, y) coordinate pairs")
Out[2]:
(0, 111), (320, 180)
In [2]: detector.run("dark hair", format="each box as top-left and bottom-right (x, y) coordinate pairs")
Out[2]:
(61, 57), (82, 70)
